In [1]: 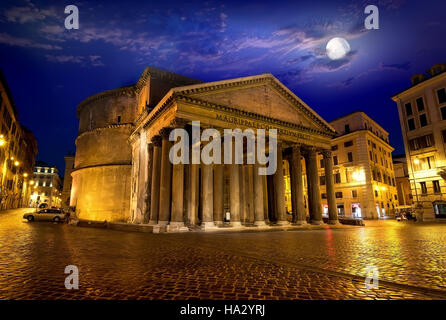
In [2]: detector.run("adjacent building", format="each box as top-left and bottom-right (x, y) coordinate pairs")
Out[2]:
(317, 112), (399, 219)
(31, 161), (62, 208)
(392, 63), (446, 220)
(61, 153), (75, 210)
(393, 154), (413, 207)
(0, 70), (38, 210)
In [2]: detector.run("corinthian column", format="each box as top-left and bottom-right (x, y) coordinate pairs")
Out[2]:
(253, 163), (266, 226)
(305, 147), (323, 225)
(149, 136), (162, 225)
(229, 141), (241, 227)
(213, 139), (224, 226)
(290, 145), (306, 225)
(323, 150), (339, 224)
(274, 142), (289, 225)
(201, 162), (216, 230)
(169, 123), (188, 232)
(158, 128), (172, 225)
(143, 143), (153, 224)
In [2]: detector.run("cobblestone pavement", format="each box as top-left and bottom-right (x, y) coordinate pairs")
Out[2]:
(1, 208), (445, 300)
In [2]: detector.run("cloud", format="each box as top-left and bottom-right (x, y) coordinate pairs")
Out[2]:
(44, 54), (105, 67)
(4, 2), (58, 24)
(89, 55), (104, 67)
(45, 55), (84, 64)
(0, 32), (61, 50)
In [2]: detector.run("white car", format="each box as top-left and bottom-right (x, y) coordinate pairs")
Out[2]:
(23, 208), (66, 222)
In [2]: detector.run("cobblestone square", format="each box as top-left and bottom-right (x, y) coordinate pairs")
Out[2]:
(1, 208), (445, 300)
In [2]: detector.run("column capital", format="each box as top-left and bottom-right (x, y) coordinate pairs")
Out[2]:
(292, 144), (302, 153)
(169, 118), (189, 129)
(151, 135), (162, 147)
(321, 149), (332, 158)
(159, 127), (172, 138)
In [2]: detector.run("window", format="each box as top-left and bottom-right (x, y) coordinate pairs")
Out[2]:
(335, 192), (343, 198)
(416, 97), (425, 111)
(409, 134), (434, 151)
(419, 114), (428, 127)
(405, 103), (413, 116)
(347, 152), (353, 162)
(345, 124), (350, 134)
(407, 118), (416, 131)
(369, 151), (373, 161)
(319, 175), (326, 186)
(321, 193), (327, 199)
(320, 159), (325, 168)
(420, 182), (427, 194)
(344, 140), (353, 147)
(331, 145), (338, 151)
(441, 107), (446, 120)
(335, 173), (341, 184)
(413, 156), (436, 171)
(437, 88), (446, 104)
(117, 115), (121, 123)
(333, 155), (338, 165)
(433, 180), (441, 194)
(352, 190), (358, 198)
(375, 190), (379, 197)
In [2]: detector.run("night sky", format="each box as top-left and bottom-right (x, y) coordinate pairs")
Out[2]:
(0, 0), (445, 175)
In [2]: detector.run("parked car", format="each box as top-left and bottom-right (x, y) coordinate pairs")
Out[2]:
(38, 203), (48, 209)
(23, 208), (66, 222)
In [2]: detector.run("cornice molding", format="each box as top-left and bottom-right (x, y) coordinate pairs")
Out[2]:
(76, 123), (134, 142)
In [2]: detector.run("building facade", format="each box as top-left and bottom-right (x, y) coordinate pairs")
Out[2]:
(0, 70), (38, 210)
(61, 153), (75, 210)
(31, 161), (62, 208)
(392, 63), (446, 220)
(316, 112), (399, 219)
(393, 154), (413, 207)
(72, 67), (342, 230)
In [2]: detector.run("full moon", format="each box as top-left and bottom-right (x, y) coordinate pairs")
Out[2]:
(326, 37), (351, 60)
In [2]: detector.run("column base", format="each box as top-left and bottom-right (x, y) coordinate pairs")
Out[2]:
(157, 220), (169, 226)
(166, 222), (189, 233)
(201, 221), (218, 231)
(293, 220), (307, 226)
(275, 220), (290, 226)
(230, 221), (243, 228)
(214, 221), (224, 227)
(254, 220), (267, 227)
(310, 220), (323, 225)
(148, 220), (157, 226)
(327, 220), (340, 225)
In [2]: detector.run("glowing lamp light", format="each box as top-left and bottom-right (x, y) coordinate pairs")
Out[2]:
(14, 161), (20, 166)
(414, 158), (420, 165)
(29, 180), (34, 185)
(352, 169), (366, 182)
(0, 135), (5, 147)
(381, 186), (387, 191)
(23, 173), (28, 177)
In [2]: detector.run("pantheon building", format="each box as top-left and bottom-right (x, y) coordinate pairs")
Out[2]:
(70, 67), (339, 232)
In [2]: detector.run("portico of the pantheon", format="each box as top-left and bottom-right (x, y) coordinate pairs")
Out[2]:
(71, 67), (339, 232)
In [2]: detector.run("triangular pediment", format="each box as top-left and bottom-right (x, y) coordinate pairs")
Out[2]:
(172, 74), (335, 135)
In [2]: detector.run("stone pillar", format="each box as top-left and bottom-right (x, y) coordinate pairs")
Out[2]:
(169, 125), (188, 232)
(158, 128), (172, 225)
(143, 143), (153, 224)
(253, 163), (266, 226)
(188, 163), (199, 225)
(274, 142), (289, 225)
(247, 164), (255, 224)
(213, 159), (224, 226)
(305, 147), (323, 225)
(229, 142), (241, 227)
(290, 145), (306, 225)
(201, 162), (216, 230)
(149, 136), (162, 225)
(323, 150), (339, 224)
